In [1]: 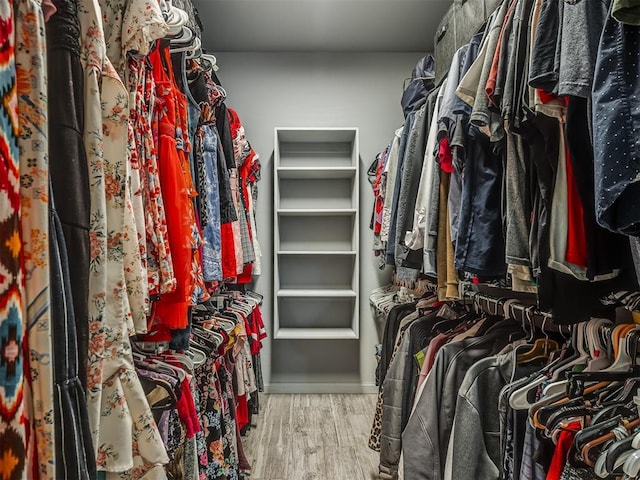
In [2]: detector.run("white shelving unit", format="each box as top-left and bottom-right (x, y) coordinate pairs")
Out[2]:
(273, 128), (359, 340)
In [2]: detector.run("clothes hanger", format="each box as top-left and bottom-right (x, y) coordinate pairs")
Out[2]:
(135, 357), (183, 385)
(215, 311), (241, 327)
(545, 325), (635, 393)
(622, 445), (640, 476)
(188, 343), (208, 365)
(186, 45), (201, 60)
(583, 318), (614, 372)
(168, 352), (196, 372)
(194, 320), (227, 340)
(378, 293), (402, 311)
(543, 401), (596, 439)
(501, 299), (526, 343)
(150, 358), (187, 382)
(516, 316), (560, 364)
(165, 5), (188, 36)
(517, 338), (560, 364)
(581, 419), (640, 467)
(528, 390), (566, 421)
(548, 321), (589, 380)
(509, 355), (563, 410)
(595, 325), (638, 376)
(596, 377), (640, 408)
(574, 415), (625, 452)
(136, 350), (188, 382)
(599, 430), (638, 476)
(201, 53), (218, 72)
(543, 321), (616, 398)
(629, 394), (640, 450)
(230, 299), (253, 316)
(169, 26), (193, 45)
(189, 337), (213, 356)
(136, 373), (177, 412)
(532, 381), (613, 430)
(246, 290), (264, 302)
(191, 326), (222, 349)
(171, 36), (200, 54)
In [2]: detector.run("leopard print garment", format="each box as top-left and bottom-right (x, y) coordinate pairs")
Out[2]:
(369, 320), (415, 451)
(369, 390), (384, 451)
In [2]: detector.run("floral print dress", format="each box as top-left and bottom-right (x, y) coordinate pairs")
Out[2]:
(77, 0), (169, 477)
(98, 0), (166, 79)
(98, 0), (169, 335)
(194, 349), (240, 480)
(129, 55), (176, 298)
(15, 0), (55, 474)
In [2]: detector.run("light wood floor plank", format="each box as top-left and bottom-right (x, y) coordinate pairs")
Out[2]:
(288, 433), (325, 480)
(352, 434), (381, 479)
(252, 442), (289, 479)
(243, 393), (380, 479)
(324, 445), (366, 479)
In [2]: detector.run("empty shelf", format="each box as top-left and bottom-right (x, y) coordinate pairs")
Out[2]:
(278, 176), (354, 209)
(277, 208), (357, 216)
(277, 250), (357, 255)
(278, 254), (355, 290)
(274, 328), (358, 340)
(278, 214), (355, 251)
(276, 129), (357, 143)
(277, 289), (357, 297)
(277, 167), (357, 179)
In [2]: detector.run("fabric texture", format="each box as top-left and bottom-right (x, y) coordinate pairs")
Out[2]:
(16, 0), (56, 474)
(402, 321), (522, 480)
(395, 103), (429, 275)
(444, 351), (540, 480)
(47, 0), (92, 388)
(49, 199), (95, 480)
(0, 1), (27, 475)
(78, 0), (169, 475)
(592, 9), (640, 235)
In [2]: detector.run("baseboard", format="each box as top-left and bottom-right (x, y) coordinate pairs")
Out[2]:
(264, 383), (378, 394)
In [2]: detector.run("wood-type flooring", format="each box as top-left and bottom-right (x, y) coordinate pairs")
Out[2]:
(242, 394), (381, 480)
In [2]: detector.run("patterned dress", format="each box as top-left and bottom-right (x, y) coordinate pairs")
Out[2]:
(129, 55), (176, 298)
(148, 42), (195, 331)
(0, 0), (27, 477)
(98, 0), (169, 335)
(77, 0), (168, 477)
(15, 0), (55, 475)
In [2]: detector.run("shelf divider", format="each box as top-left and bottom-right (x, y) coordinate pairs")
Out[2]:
(274, 328), (358, 340)
(276, 289), (357, 297)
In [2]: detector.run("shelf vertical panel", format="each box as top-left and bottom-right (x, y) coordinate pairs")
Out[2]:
(352, 128), (359, 338)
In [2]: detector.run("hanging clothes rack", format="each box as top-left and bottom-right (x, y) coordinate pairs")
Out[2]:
(464, 286), (571, 334)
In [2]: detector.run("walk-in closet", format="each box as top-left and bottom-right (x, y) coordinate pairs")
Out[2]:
(3, 0), (640, 478)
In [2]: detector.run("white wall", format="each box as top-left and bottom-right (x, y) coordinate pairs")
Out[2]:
(218, 52), (422, 390)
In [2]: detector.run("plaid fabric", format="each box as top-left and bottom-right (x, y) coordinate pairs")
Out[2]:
(238, 193), (255, 264)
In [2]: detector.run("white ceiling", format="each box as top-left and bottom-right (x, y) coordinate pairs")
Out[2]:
(192, 0), (453, 53)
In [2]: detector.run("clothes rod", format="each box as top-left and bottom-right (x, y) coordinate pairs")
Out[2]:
(467, 290), (571, 334)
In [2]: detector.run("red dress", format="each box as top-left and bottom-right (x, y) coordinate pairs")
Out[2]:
(148, 42), (194, 330)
